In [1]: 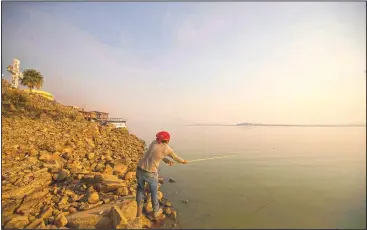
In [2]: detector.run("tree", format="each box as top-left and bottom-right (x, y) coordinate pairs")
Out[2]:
(21, 69), (44, 92)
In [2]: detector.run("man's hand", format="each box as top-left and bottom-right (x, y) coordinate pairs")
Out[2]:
(182, 160), (188, 164)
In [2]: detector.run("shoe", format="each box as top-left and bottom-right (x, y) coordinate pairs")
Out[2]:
(153, 208), (164, 220)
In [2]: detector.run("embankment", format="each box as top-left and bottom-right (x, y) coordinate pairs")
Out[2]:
(1, 79), (176, 229)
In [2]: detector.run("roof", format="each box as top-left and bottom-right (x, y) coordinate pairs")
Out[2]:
(106, 118), (126, 122)
(90, 111), (109, 114)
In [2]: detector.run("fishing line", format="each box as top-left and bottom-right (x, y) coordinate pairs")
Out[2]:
(185, 150), (261, 163)
(187, 154), (241, 162)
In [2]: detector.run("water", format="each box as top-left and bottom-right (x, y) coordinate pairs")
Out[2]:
(130, 125), (366, 229)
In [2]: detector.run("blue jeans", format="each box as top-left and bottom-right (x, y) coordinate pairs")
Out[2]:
(136, 167), (160, 212)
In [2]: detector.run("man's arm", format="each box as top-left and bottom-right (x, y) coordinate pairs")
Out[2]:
(166, 146), (187, 164)
(162, 158), (173, 165)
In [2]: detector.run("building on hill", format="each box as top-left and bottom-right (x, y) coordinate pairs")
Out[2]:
(79, 110), (98, 121)
(90, 111), (109, 121)
(68, 105), (82, 110)
(102, 118), (127, 128)
(79, 110), (109, 122)
(78, 109), (127, 128)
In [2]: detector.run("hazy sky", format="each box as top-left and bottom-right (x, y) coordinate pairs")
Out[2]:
(2, 2), (366, 125)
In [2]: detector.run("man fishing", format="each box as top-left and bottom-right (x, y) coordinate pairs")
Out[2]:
(136, 131), (188, 220)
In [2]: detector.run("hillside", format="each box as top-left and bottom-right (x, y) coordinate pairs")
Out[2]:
(1, 80), (175, 229)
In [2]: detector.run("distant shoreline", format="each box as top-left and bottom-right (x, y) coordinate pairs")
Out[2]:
(186, 124), (235, 126)
(188, 123), (366, 127)
(237, 124), (366, 127)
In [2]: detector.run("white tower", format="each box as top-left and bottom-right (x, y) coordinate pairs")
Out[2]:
(7, 58), (23, 88)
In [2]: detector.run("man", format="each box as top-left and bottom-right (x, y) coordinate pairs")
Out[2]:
(136, 131), (188, 220)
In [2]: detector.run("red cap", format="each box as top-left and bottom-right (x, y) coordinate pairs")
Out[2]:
(156, 131), (170, 143)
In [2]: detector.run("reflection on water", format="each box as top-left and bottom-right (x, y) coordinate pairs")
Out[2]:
(130, 125), (366, 229)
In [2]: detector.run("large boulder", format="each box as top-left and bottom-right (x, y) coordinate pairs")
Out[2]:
(110, 206), (128, 229)
(117, 187), (129, 196)
(119, 200), (137, 222)
(66, 201), (120, 228)
(54, 213), (68, 227)
(113, 161), (128, 176)
(16, 188), (49, 214)
(124, 172), (136, 180)
(2, 168), (52, 200)
(87, 192), (100, 204)
(4, 215), (29, 229)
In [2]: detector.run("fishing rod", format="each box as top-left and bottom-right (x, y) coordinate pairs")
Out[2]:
(187, 154), (241, 162)
(183, 150), (262, 163)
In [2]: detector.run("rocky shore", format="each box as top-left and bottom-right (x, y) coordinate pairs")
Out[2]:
(1, 80), (177, 229)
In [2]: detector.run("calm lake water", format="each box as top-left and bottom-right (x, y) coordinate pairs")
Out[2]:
(130, 124), (366, 229)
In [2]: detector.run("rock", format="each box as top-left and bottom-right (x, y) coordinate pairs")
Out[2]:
(47, 216), (55, 225)
(158, 191), (163, 201)
(29, 216), (36, 222)
(124, 172), (136, 180)
(169, 177), (176, 183)
(141, 215), (152, 228)
(95, 216), (113, 228)
(161, 200), (171, 207)
(87, 192), (100, 204)
(113, 161), (128, 176)
(110, 206), (128, 228)
(66, 203), (113, 228)
(62, 146), (73, 154)
(95, 163), (104, 172)
(119, 200), (137, 222)
(124, 157), (132, 166)
(103, 164), (113, 175)
(95, 173), (120, 182)
(39, 206), (53, 219)
(146, 195), (152, 203)
(54, 213), (68, 227)
(170, 210), (177, 220)
(96, 181), (127, 193)
(87, 152), (95, 160)
(4, 215), (30, 229)
(2, 199), (23, 216)
(105, 155), (113, 162)
(26, 218), (44, 229)
(35, 220), (46, 229)
(158, 177), (164, 184)
(39, 152), (52, 161)
(164, 207), (172, 215)
(182, 199), (189, 203)
(117, 187), (129, 196)
(144, 202), (153, 214)
(69, 207), (77, 214)
(2, 214), (17, 227)
(30, 149), (39, 157)
(80, 201), (104, 211)
(103, 198), (111, 204)
(55, 169), (70, 182)
(39, 142), (56, 152)
(59, 195), (69, 205)
(2, 168), (52, 200)
(16, 188), (49, 214)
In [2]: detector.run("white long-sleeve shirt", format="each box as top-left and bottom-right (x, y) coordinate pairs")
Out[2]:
(138, 140), (184, 173)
